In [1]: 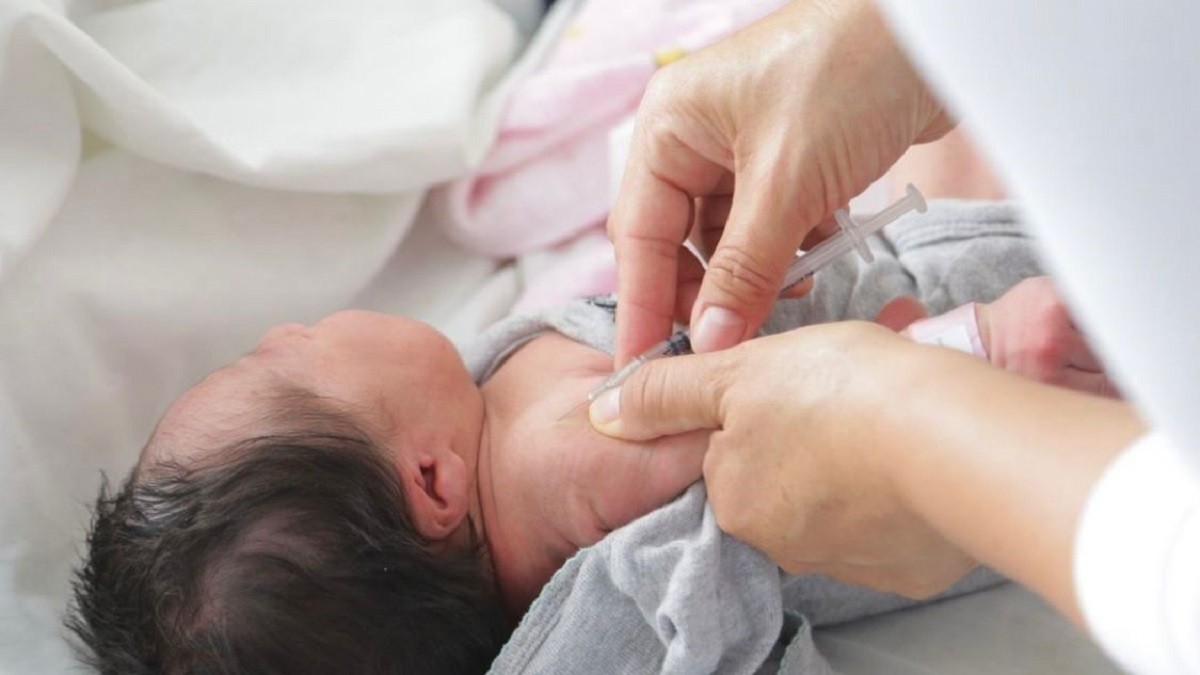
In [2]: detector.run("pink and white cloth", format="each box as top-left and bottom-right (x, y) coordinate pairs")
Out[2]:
(439, 0), (787, 312)
(904, 302), (989, 359)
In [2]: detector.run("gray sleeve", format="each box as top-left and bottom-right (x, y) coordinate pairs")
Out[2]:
(487, 485), (785, 675)
(764, 200), (1042, 334)
(464, 298), (620, 384)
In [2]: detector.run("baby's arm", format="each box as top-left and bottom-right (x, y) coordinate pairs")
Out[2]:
(893, 277), (1118, 397)
(974, 277), (1118, 398)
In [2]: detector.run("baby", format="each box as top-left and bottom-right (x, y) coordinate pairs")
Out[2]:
(67, 202), (1110, 674)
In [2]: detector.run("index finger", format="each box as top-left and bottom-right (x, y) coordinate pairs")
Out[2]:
(610, 121), (727, 366)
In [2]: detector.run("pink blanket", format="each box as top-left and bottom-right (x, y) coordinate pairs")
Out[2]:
(441, 0), (786, 312)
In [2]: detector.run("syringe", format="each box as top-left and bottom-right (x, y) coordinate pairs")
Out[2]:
(781, 183), (926, 290)
(561, 184), (927, 421)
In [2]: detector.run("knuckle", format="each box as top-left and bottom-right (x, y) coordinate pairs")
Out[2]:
(632, 362), (671, 420)
(705, 243), (783, 306)
(642, 67), (680, 110)
(1023, 327), (1062, 365)
(1035, 364), (1065, 386)
(1027, 273), (1056, 296)
(1032, 286), (1067, 318)
(1024, 275), (1053, 294)
(1034, 337), (1063, 367)
(1037, 298), (1066, 326)
(611, 221), (680, 257)
(638, 82), (687, 158)
(1019, 352), (1061, 384)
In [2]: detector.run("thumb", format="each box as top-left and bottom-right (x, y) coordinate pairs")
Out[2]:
(589, 350), (736, 441)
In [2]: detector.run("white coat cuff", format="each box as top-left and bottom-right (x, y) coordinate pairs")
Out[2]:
(1075, 431), (1200, 675)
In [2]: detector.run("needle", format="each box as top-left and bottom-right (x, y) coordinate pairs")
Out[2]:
(556, 396), (593, 422)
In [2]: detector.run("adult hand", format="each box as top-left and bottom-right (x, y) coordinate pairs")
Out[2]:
(593, 322), (977, 597)
(610, 0), (953, 365)
(976, 277), (1119, 398)
(589, 319), (1143, 616)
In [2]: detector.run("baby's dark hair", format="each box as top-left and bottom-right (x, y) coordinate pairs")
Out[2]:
(66, 397), (508, 674)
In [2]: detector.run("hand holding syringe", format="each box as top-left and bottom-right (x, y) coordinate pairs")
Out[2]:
(561, 185), (927, 420)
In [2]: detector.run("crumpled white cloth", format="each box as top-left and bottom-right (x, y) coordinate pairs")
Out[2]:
(434, 0), (785, 313)
(0, 0), (566, 670)
(0, 0), (525, 276)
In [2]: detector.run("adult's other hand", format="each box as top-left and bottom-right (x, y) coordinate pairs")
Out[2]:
(592, 322), (978, 597)
(610, 0), (953, 364)
(589, 319), (1142, 614)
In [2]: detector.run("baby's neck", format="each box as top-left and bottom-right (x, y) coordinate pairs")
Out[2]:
(469, 331), (709, 619)
(475, 395), (567, 616)
(472, 333), (619, 616)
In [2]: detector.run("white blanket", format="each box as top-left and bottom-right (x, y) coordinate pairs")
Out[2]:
(0, 0), (570, 669)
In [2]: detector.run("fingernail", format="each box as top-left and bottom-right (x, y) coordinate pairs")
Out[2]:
(692, 306), (746, 353)
(589, 388), (621, 428)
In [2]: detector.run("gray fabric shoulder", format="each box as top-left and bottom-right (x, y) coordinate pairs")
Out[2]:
(764, 199), (1042, 335)
(487, 484), (784, 675)
(464, 299), (618, 383)
(885, 199), (1025, 253)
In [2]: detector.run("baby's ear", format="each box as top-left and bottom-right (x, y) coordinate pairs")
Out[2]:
(398, 449), (471, 543)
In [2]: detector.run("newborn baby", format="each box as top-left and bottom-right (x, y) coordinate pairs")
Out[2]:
(68, 202), (1105, 674)
(69, 309), (706, 673)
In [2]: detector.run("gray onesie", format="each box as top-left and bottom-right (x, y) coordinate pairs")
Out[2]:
(465, 201), (1041, 674)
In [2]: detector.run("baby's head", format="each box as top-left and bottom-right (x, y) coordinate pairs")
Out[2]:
(68, 311), (508, 674)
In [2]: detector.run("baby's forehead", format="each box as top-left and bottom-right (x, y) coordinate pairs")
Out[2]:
(141, 361), (287, 469)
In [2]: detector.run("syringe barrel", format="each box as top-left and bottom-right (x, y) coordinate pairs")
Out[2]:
(781, 234), (856, 288)
(860, 184), (927, 236)
(780, 185), (926, 290)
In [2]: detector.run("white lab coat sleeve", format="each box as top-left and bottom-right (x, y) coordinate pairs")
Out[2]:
(1075, 432), (1200, 674)
(875, 2), (1200, 673)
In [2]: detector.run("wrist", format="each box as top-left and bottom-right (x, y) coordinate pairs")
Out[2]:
(876, 344), (1009, 512)
(859, 336), (966, 494)
(881, 353), (1146, 613)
